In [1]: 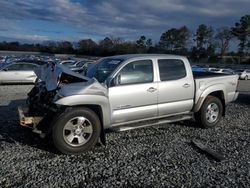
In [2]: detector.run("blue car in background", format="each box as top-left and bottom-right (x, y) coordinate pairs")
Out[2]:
(192, 65), (207, 72)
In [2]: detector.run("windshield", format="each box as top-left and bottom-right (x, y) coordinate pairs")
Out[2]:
(86, 58), (123, 83)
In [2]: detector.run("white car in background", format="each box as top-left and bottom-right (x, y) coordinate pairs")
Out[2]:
(208, 68), (234, 74)
(235, 69), (250, 80)
(208, 68), (220, 73)
(220, 69), (235, 74)
(0, 62), (39, 84)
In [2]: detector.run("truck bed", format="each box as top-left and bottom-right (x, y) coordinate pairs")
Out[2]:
(193, 71), (239, 105)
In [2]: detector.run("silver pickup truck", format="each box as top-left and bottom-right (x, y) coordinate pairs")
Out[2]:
(18, 54), (239, 154)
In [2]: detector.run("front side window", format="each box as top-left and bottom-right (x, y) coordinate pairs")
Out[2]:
(117, 60), (153, 85)
(158, 59), (186, 81)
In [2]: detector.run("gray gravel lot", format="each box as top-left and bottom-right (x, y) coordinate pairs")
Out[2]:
(0, 81), (249, 187)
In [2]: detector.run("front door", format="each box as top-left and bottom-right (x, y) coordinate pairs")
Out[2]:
(109, 59), (158, 125)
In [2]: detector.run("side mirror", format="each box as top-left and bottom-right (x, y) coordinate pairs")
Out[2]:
(114, 74), (121, 86)
(109, 74), (121, 87)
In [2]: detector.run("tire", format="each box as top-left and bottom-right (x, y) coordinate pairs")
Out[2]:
(195, 96), (223, 128)
(245, 76), (248, 80)
(52, 107), (101, 154)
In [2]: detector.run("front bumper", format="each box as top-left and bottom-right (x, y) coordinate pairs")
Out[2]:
(18, 106), (34, 127)
(17, 106), (44, 134)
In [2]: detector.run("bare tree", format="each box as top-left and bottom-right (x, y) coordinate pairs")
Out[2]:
(231, 15), (250, 54)
(215, 27), (233, 56)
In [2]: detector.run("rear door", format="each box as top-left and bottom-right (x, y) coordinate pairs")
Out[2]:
(157, 59), (194, 116)
(109, 59), (158, 125)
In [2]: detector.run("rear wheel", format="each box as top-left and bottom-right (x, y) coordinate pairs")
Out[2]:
(195, 96), (223, 128)
(52, 107), (101, 154)
(245, 76), (248, 80)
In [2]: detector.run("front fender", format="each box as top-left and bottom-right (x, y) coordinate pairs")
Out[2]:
(54, 95), (111, 128)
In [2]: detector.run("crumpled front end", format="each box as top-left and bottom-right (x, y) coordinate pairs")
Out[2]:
(18, 63), (100, 135)
(29, 63), (106, 113)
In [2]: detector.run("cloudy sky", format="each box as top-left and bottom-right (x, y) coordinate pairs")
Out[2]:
(0, 0), (249, 43)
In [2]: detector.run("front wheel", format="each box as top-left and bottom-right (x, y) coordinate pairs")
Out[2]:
(52, 107), (101, 154)
(195, 96), (223, 128)
(244, 76), (248, 80)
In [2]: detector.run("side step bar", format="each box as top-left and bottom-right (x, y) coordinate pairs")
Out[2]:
(108, 114), (193, 132)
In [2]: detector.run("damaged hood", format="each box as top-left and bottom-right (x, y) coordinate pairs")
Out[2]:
(58, 78), (108, 97)
(35, 63), (90, 91)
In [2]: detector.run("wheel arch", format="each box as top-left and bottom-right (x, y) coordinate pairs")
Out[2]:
(194, 90), (226, 116)
(207, 91), (225, 116)
(55, 95), (111, 127)
(80, 104), (106, 145)
(59, 104), (107, 145)
(51, 106), (103, 154)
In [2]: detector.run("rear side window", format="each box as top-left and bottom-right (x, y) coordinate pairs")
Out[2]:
(158, 59), (186, 81)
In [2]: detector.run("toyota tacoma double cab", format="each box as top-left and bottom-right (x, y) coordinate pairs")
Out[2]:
(18, 54), (239, 154)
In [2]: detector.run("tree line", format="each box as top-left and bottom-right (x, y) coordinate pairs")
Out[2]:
(0, 15), (249, 63)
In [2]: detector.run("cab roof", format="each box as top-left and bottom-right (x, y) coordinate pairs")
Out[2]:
(104, 54), (186, 61)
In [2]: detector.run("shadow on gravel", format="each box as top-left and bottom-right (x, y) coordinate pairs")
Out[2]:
(166, 119), (202, 129)
(234, 93), (250, 106)
(189, 141), (224, 162)
(0, 99), (58, 154)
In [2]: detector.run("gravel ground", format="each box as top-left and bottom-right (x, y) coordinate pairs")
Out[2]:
(0, 81), (249, 187)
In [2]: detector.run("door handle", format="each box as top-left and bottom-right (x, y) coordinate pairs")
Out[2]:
(183, 83), (191, 88)
(147, 87), (157, 92)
